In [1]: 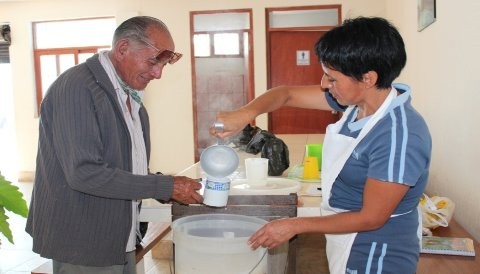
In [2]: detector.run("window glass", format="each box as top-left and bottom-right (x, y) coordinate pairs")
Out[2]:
(213, 33), (239, 55)
(78, 52), (95, 63)
(269, 9), (338, 28)
(193, 34), (210, 57)
(35, 18), (115, 49)
(59, 54), (75, 74)
(243, 32), (248, 56)
(40, 55), (57, 96)
(193, 13), (250, 32)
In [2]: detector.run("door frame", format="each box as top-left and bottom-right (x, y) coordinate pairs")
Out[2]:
(265, 5), (341, 132)
(190, 9), (255, 162)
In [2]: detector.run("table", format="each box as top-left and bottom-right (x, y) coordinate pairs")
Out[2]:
(417, 219), (480, 274)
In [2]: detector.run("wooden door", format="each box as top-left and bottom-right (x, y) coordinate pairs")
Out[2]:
(268, 31), (339, 134)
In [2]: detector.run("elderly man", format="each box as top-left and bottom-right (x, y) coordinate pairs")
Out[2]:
(26, 16), (202, 273)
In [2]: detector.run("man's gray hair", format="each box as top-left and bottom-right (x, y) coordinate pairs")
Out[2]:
(112, 16), (171, 46)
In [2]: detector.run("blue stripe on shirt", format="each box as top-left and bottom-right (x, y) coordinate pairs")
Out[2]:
(399, 104), (408, 183)
(377, 243), (387, 274)
(365, 241), (388, 274)
(388, 112), (397, 182)
(366, 242), (377, 273)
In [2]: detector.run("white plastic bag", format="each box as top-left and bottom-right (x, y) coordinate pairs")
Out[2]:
(418, 193), (455, 229)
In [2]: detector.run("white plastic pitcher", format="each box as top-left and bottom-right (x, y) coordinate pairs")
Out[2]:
(200, 144), (239, 178)
(201, 121), (239, 179)
(200, 122), (239, 207)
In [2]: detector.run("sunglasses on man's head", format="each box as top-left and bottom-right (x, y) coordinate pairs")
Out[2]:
(138, 37), (182, 66)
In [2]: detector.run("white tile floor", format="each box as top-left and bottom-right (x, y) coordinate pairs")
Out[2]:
(0, 181), (172, 274)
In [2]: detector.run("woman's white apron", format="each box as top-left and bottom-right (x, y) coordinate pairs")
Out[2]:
(320, 89), (397, 274)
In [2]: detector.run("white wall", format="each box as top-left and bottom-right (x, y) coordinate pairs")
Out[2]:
(386, 0), (480, 240)
(1, 0), (479, 240)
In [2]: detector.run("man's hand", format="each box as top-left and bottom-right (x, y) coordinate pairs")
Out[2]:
(171, 176), (203, 204)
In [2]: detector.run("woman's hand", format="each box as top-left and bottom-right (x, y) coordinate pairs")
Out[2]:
(248, 218), (297, 250)
(209, 108), (254, 139)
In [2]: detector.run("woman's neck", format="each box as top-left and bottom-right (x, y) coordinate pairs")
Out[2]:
(356, 87), (392, 120)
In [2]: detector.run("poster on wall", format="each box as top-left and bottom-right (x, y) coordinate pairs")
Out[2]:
(418, 0), (436, 31)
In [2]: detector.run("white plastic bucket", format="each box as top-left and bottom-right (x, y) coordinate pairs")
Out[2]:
(172, 214), (268, 274)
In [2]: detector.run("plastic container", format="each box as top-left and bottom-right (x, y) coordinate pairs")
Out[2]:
(172, 214), (268, 274)
(203, 176), (231, 207)
(200, 144), (239, 178)
(245, 158), (269, 186)
(305, 143), (323, 171)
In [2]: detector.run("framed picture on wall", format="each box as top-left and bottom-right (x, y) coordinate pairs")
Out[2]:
(418, 0), (436, 31)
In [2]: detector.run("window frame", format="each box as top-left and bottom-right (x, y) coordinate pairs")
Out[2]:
(33, 46), (109, 113)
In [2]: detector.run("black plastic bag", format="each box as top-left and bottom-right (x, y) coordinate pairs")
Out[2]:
(245, 130), (290, 176)
(261, 136), (290, 176)
(245, 130), (274, 154)
(231, 124), (261, 150)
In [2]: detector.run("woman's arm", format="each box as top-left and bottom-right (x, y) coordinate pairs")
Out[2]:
(212, 85), (331, 139)
(248, 178), (409, 250)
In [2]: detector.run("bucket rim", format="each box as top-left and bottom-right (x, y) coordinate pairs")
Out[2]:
(172, 213), (267, 228)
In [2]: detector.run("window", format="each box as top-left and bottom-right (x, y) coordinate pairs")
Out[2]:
(0, 24), (11, 63)
(193, 31), (244, 57)
(33, 17), (115, 114)
(193, 34), (210, 57)
(214, 33), (240, 55)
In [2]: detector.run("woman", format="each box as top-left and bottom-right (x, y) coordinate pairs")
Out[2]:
(210, 17), (431, 274)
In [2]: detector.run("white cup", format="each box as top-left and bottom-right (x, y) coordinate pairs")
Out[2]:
(245, 158), (269, 187)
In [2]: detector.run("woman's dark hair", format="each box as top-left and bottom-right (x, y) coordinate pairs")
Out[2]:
(315, 17), (406, 89)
